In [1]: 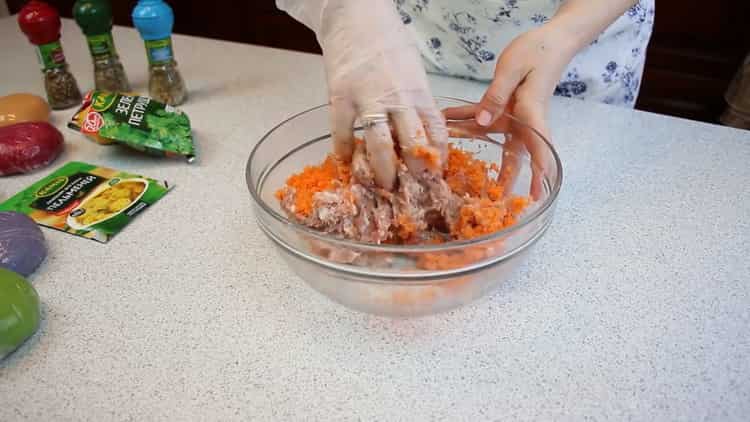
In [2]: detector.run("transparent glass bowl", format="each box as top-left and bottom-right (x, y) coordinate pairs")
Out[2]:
(246, 97), (562, 317)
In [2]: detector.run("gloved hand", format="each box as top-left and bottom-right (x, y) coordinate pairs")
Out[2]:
(277, 0), (448, 190)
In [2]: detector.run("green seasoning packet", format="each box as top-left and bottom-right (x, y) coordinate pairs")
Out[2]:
(69, 90), (195, 162)
(0, 162), (172, 243)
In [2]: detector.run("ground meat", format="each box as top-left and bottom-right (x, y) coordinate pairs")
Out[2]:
(311, 189), (357, 237)
(351, 140), (375, 187)
(350, 184), (385, 243)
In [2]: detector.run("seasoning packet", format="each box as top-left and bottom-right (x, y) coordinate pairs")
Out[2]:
(0, 161), (172, 243)
(68, 90), (195, 162)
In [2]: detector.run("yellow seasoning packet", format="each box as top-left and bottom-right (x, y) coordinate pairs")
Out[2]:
(0, 161), (172, 243)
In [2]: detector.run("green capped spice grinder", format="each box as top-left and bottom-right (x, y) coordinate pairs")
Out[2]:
(73, 0), (131, 92)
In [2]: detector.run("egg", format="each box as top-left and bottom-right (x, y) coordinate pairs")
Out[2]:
(0, 93), (51, 128)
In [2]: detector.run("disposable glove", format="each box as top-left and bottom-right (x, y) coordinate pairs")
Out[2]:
(277, 0), (449, 190)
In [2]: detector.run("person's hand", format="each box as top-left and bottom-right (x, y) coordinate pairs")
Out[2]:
(446, 24), (577, 138)
(317, 0), (448, 190)
(443, 105), (552, 201)
(443, 25), (573, 200)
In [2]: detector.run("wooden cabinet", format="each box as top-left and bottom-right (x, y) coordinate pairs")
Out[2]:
(7, 0), (321, 53)
(638, 0), (749, 123)
(9, 0), (749, 124)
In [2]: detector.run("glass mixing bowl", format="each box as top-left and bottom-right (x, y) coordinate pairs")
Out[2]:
(246, 97), (562, 317)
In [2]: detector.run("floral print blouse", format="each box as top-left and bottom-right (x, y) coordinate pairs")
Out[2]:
(395, 0), (656, 107)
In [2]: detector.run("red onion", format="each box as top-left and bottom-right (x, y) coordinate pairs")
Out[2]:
(0, 211), (47, 277)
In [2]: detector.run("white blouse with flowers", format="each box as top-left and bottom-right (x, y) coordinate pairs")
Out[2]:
(395, 0), (656, 107)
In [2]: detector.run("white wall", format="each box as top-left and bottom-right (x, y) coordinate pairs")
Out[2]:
(0, 0), (9, 17)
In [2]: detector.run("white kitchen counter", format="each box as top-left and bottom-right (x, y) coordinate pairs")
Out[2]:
(0, 17), (748, 421)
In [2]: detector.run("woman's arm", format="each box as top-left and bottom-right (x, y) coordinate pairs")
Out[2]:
(469, 0), (640, 131)
(444, 0), (639, 199)
(552, 0), (640, 51)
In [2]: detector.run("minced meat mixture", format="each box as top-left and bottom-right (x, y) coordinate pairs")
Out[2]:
(275, 139), (530, 245)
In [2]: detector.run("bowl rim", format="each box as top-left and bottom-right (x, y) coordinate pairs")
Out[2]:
(246, 96), (563, 254)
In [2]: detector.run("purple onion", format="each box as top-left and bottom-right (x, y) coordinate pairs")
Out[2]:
(0, 211), (47, 277)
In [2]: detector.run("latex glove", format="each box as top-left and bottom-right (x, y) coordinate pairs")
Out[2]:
(277, 0), (448, 190)
(443, 26), (574, 200)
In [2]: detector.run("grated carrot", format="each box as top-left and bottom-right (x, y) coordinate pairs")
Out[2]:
(510, 196), (530, 215)
(453, 199), (506, 240)
(411, 145), (441, 169)
(276, 155), (351, 217)
(487, 184), (504, 201)
(395, 214), (418, 242)
(444, 145), (505, 200)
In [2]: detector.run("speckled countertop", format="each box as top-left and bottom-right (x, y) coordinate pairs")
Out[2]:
(1, 17), (749, 421)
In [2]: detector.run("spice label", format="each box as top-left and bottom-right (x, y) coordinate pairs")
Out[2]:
(0, 162), (172, 243)
(91, 91), (154, 130)
(36, 41), (66, 70)
(144, 37), (174, 65)
(86, 32), (117, 59)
